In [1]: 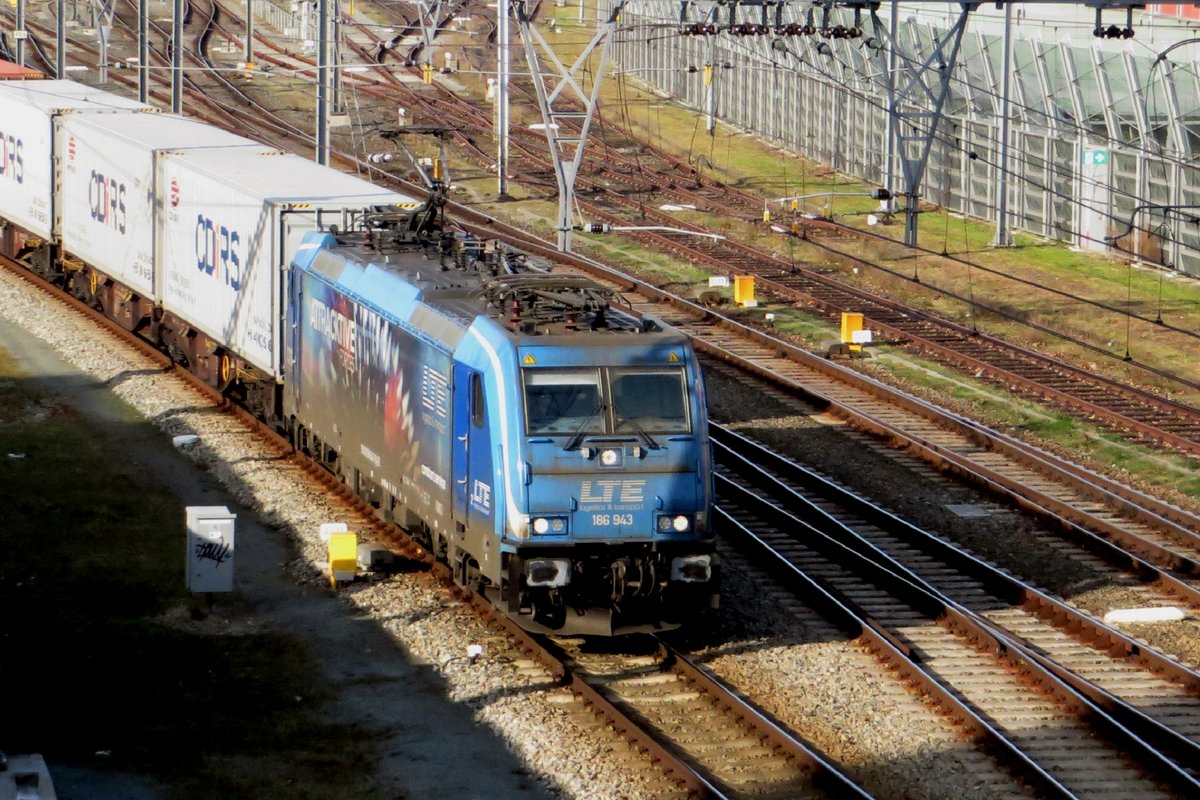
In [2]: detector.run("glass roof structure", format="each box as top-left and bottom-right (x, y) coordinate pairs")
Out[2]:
(606, 1), (1200, 274)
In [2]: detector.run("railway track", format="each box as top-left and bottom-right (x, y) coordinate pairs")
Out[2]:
(14, 0), (1200, 470)
(714, 424), (1200, 779)
(13, 1), (295, 142)
(388, 4), (1200, 458)
(545, 636), (871, 799)
(716, 463), (1199, 797)
(0, 244), (1061, 800)
(9, 6), (1200, 792)
(11, 242), (1199, 798)
(43, 5), (1200, 584)
(0, 252), (876, 800)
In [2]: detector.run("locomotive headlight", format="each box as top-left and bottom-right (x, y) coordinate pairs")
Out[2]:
(532, 516), (568, 535)
(599, 448), (622, 467)
(671, 555), (712, 583)
(657, 514), (690, 533)
(526, 558), (571, 587)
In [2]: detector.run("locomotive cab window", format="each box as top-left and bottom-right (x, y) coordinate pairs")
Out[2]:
(524, 369), (604, 435)
(523, 367), (691, 436)
(610, 368), (691, 434)
(471, 372), (485, 428)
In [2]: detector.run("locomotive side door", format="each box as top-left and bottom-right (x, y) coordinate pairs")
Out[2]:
(452, 364), (496, 546)
(451, 363), (473, 525)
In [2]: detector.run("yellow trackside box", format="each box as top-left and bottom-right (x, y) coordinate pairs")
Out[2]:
(328, 532), (358, 586)
(734, 275), (756, 306)
(841, 312), (865, 352)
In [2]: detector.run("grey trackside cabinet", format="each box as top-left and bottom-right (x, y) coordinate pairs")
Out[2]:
(185, 506), (237, 593)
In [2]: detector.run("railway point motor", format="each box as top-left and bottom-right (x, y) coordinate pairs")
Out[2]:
(328, 532), (358, 587)
(733, 275), (756, 307)
(828, 312), (873, 359)
(318, 523), (358, 586)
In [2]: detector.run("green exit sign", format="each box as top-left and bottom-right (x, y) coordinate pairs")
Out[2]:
(1083, 149), (1109, 165)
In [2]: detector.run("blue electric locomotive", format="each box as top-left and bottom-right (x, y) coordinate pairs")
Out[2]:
(286, 209), (718, 635)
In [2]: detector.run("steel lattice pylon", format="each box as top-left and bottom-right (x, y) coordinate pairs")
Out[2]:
(514, 0), (625, 251)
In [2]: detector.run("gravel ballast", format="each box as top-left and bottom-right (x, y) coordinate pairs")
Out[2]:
(0, 268), (1037, 798)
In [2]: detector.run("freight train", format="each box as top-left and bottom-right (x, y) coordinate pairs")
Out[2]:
(0, 79), (718, 635)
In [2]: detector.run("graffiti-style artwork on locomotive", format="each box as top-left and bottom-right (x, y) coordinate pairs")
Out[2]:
(294, 268), (456, 527)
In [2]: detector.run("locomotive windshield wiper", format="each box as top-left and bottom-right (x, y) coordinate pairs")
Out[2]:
(613, 410), (661, 451)
(563, 403), (606, 452)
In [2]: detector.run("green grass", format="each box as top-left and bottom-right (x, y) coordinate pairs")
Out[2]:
(738, 305), (839, 345)
(577, 235), (716, 287)
(0, 355), (380, 800)
(871, 350), (1200, 501)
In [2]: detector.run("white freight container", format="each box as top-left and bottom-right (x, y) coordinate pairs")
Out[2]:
(59, 113), (269, 299)
(0, 80), (149, 240)
(156, 149), (414, 376)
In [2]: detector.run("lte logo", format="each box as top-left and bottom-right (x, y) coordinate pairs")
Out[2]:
(68, 136), (76, 161)
(470, 480), (492, 514)
(170, 178), (180, 207)
(580, 479), (645, 505)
